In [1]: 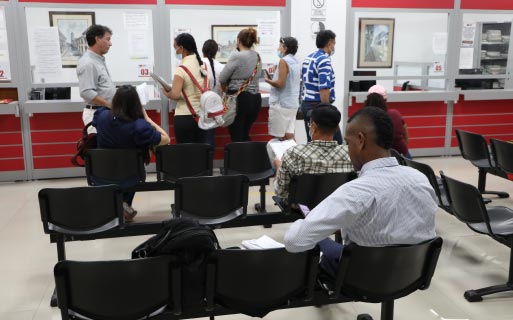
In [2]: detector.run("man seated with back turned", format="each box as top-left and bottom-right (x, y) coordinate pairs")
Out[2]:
(272, 104), (353, 202)
(284, 107), (437, 278)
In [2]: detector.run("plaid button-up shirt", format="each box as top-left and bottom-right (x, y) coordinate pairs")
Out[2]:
(274, 140), (354, 200)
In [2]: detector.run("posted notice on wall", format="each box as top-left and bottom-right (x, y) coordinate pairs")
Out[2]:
(432, 32), (448, 55)
(0, 8), (10, 80)
(33, 27), (62, 76)
(128, 31), (150, 59)
(459, 47), (474, 69)
(461, 23), (476, 47)
(124, 11), (150, 30)
(257, 20), (279, 64)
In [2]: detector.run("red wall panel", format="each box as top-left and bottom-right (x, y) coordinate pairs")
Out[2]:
(460, 0), (513, 10)
(32, 143), (77, 157)
(349, 101), (448, 149)
(166, 0), (285, 6)
(0, 146), (23, 158)
(20, 0), (156, 4)
(0, 115), (21, 132)
(30, 113), (83, 130)
(31, 130), (82, 143)
(352, 0), (454, 9)
(33, 156), (75, 169)
(0, 159), (24, 171)
(0, 133), (22, 145)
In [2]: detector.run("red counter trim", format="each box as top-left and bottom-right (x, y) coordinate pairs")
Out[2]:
(166, 0), (285, 6)
(460, 0), (513, 10)
(352, 0), (454, 9)
(20, 0), (156, 4)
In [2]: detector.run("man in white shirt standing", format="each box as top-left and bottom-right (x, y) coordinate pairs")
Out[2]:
(77, 24), (116, 133)
(284, 106), (437, 277)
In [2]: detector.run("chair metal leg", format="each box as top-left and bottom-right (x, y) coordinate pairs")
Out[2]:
(380, 300), (394, 320)
(464, 237), (513, 302)
(51, 236), (66, 307)
(478, 169), (510, 199)
(255, 183), (272, 228)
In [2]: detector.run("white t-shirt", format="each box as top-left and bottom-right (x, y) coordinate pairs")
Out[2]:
(202, 57), (224, 95)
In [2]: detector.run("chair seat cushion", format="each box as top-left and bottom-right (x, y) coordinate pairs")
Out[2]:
(468, 206), (513, 236)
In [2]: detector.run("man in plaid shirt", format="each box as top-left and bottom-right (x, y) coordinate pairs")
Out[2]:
(274, 105), (353, 200)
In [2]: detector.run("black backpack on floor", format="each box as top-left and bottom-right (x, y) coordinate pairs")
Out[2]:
(132, 218), (220, 306)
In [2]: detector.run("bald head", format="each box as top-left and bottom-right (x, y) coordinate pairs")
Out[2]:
(344, 107), (394, 170)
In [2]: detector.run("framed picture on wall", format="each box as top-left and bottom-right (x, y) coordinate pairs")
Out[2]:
(49, 11), (96, 68)
(212, 25), (257, 63)
(357, 18), (395, 68)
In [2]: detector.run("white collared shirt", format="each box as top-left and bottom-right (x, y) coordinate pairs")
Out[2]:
(284, 157), (437, 252)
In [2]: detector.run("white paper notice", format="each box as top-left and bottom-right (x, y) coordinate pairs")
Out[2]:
(257, 20), (279, 64)
(128, 31), (149, 59)
(461, 23), (476, 47)
(459, 47), (475, 69)
(124, 11), (150, 30)
(174, 28), (191, 39)
(432, 32), (448, 55)
(33, 27), (62, 75)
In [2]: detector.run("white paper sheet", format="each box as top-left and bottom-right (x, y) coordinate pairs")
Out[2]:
(124, 11), (150, 30)
(459, 47), (475, 69)
(269, 139), (297, 160)
(241, 235), (285, 250)
(33, 27), (62, 75)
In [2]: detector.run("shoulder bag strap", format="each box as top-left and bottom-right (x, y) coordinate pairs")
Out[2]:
(236, 53), (261, 95)
(179, 65), (208, 119)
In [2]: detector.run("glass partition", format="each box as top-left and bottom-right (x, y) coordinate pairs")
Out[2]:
(457, 13), (513, 90)
(351, 11), (449, 92)
(0, 6), (11, 81)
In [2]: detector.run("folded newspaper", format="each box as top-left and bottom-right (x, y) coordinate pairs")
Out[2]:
(269, 139), (297, 160)
(241, 235), (285, 249)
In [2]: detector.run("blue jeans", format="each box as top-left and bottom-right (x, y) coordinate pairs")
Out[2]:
(301, 101), (343, 144)
(318, 238), (344, 279)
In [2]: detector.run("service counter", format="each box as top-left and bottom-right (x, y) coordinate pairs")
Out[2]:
(21, 99), (163, 180)
(0, 101), (25, 181)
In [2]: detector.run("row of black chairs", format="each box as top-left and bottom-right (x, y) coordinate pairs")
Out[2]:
(85, 142), (274, 212)
(395, 136), (513, 302)
(54, 238), (443, 320)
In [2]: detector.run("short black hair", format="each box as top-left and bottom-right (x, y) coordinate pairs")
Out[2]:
(348, 107), (393, 149)
(311, 104), (341, 134)
(316, 30), (336, 48)
(85, 24), (112, 47)
(363, 93), (387, 111)
(280, 37), (298, 55)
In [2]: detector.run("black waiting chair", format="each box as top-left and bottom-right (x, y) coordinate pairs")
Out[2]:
(389, 149), (406, 165)
(440, 172), (513, 302)
(490, 139), (513, 176)
(403, 158), (453, 213)
(329, 237), (443, 320)
(156, 143), (214, 182)
(273, 172), (357, 214)
(222, 142), (274, 213)
(455, 129), (509, 199)
(39, 185), (124, 307)
(54, 256), (179, 319)
(174, 175), (249, 225)
(85, 148), (174, 192)
(206, 247), (320, 318)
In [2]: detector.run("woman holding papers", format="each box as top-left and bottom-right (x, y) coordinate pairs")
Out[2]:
(92, 85), (170, 222)
(264, 37), (300, 141)
(162, 33), (209, 143)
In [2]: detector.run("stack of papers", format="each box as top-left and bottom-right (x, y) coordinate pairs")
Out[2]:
(136, 83), (150, 106)
(269, 139), (297, 160)
(241, 235), (285, 250)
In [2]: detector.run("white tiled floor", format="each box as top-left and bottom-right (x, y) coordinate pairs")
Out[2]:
(1, 156), (513, 320)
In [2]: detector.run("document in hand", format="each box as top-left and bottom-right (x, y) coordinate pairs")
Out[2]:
(269, 139), (297, 160)
(136, 83), (149, 106)
(150, 72), (171, 92)
(241, 235), (285, 250)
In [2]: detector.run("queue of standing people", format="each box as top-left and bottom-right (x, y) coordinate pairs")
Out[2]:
(76, 23), (410, 221)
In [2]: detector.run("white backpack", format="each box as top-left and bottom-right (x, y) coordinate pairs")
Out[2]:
(179, 65), (225, 129)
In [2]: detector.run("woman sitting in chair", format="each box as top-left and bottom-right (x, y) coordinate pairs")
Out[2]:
(92, 85), (170, 222)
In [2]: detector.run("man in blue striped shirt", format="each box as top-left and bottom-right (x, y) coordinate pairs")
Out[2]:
(301, 30), (342, 144)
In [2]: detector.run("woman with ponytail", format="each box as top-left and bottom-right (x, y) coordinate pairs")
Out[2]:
(219, 27), (262, 142)
(202, 40), (224, 147)
(162, 33), (209, 143)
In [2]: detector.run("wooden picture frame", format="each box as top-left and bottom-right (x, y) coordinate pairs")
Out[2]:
(357, 18), (395, 68)
(49, 11), (96, 68)
(211, 25), (257, 63)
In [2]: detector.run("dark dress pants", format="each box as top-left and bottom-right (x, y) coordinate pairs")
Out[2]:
(228, 91), (262, 142)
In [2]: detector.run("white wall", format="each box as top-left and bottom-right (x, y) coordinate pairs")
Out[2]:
(26, 7), (154, 85)
(291, 0), (346, 114)
(169, 8), (280, 71)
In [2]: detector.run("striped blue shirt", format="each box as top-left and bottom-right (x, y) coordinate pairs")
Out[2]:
(301, 49), (335, 102)
(284, 157), (437, 252)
